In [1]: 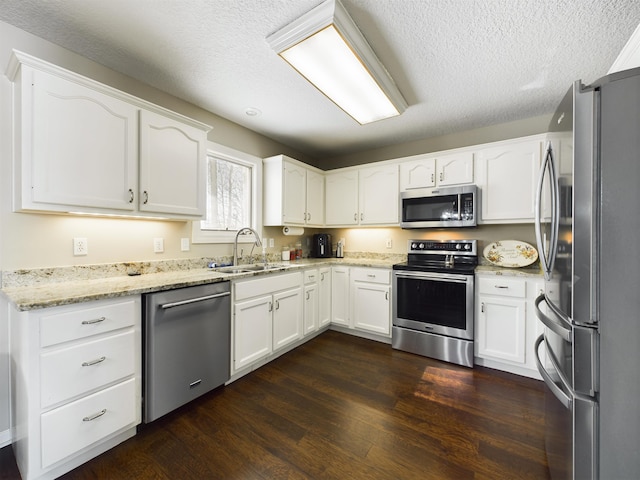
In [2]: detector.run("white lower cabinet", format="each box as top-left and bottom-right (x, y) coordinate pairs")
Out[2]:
(318, 267), (331, 328)
(303, 269), (319, 336)
(9, 296), (141, 480)
(232, 272), (303, 373)
(475, 274), (557, 378)
(351, 268), (391, 336)
(330, 266), (392, 340)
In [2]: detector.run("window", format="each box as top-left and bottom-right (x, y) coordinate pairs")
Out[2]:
(192, 143), (262, 244)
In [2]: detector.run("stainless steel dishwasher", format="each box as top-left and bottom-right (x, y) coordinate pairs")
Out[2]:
(142, 281), (230, 423)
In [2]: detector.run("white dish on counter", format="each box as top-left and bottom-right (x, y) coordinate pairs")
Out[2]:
(483, 240), (538, 268)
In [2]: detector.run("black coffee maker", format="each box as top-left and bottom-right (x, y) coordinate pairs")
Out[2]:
(311, 233), (332, 258)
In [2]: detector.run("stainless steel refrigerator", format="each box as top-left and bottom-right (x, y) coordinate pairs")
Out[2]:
(534, 67), (640, 479)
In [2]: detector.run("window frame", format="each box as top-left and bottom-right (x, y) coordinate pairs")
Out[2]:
(191, 142), (262, 244)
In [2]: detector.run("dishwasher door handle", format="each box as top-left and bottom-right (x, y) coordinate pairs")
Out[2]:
(160, 291), (230, 309)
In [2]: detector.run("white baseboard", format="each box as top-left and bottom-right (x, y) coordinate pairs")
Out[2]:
(0, 428), (12, 448)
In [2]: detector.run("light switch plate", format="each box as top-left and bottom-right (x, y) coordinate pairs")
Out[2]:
(153, 237), (164, 253)
(180, 237), (190, 251)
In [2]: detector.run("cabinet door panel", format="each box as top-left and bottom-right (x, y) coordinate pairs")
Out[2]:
(28, 67), (137, 211)
(478, 140), (541, 222)
(331, 267), (350, 326)
(283, 161), (307, 224)
(303, 284), (318, 335)
(234, 295), (272, 370)
(359, 165), (399, 224)
(306, 169), (325, 226)
(273, 288), (302, 350)
(477, 296), (526, 363)
(352, 283), (390, 335)
(325, 171), (358, 225)
(437, 151), (474, 186)
(400, 158), (436, 190)
(318, 269), (332, 327)
(139, 110), (206, 217)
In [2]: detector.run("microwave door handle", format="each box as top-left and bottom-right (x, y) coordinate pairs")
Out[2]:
(535, 334), (573, 410)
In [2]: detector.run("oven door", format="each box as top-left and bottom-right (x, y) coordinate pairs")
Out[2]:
(393, 270), (474, 340)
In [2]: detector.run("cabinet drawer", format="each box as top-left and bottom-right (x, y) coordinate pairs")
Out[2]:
(478, 277), (526, 298)
(41, 330), (136, 408)
(40, 297), (139, 347)
(41, 378), (138, 468)
(235, 272), (302, 301)
(351, 268), (390, 285)
(304, 269), (319, 284)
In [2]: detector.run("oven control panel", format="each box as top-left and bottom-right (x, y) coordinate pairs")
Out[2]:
(408, 239), (477, 255)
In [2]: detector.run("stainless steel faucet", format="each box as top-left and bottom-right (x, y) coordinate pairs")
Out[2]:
(233, 227), (262, 266)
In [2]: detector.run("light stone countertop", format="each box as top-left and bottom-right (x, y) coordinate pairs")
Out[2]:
(1, 255), (543, 311)
(1, 257), (401, 311)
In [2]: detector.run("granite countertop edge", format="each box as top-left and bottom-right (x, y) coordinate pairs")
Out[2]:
(2, 258), (544, 312)
(2, 258), (397, 311)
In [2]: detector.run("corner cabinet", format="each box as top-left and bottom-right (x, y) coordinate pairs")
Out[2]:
(7, 51), (210, 220)
(263, 155), (324, 227)
(325, 164), (399, 226)
(9, 296), (142, 480)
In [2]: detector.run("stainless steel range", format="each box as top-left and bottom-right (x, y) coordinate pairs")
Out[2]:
(392, 239), (477, 367)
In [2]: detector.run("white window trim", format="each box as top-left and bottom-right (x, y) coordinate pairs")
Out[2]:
(191, 142), (263, 244)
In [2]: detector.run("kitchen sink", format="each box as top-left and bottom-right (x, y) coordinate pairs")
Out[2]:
(214, 264), (289, 274)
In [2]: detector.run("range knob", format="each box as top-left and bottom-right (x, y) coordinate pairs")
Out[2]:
(411, 242), (418, 249)
(465, 244), (471, 250)
(418, 243), (425, 249)
(456, 244), (462, 250)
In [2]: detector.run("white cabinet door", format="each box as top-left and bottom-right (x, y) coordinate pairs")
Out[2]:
(476, 295), (527, 364)
(139, 110), (206, 217)
(318, 268), (332, 328)
(325, 170), (359, 225)
(359, 164), (399, 225)
(303, 283), (318, 336)
(352, 282), (391, 335)
(272, 288), (303, 351)
(233, 295), (273, 370)
(400, 156), (436, 190)
(281, 161), (307, 225)
(305, 169), (325, 226)
(477, 139), (542, 222)
(331, 267), (350, 326)
(436, 151), (474, 186)
(24, 66), (138, 212)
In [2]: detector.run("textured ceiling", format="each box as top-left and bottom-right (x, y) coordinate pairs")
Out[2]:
(2, 0), (640, 160)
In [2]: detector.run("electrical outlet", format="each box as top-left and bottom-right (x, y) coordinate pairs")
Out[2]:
(269, 238), (274, 248)
(73, 237), (88, 256)
(386, 238), (392, 249)
(153, 237), (164, 253)
(180, 237), (190, 252)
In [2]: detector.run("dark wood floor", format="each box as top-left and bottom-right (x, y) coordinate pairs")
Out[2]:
(1, 330), (553, 479)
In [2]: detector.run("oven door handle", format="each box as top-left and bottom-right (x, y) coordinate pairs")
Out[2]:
(394, 272), (468, 283)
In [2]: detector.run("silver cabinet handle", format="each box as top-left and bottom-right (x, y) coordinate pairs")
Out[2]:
(481, 302), (485, 313)
(367, 274), (376, 278)
(440, 172), (444, 182)
(494, 285), (509, 289)
(320, 273), (325, 281)
(354, 213), (357, 221)
(306, 292), (310, 300)
(83, 409), (107, 422)
(82, 356), (106, 367)
(160, 291), (230, 309)
(269, 301), (273, 312)
(431, 173), (434, 183)
(143, 190), (149, 204)
(81, 316), (105, 325)
(189, 379), (202, 389)
(275, 300), (280, 310)
(308, 275), (315, 280)
(360, 213), (364, 221)
(128, 189), (134, 203)
(385, 291), (389, 300)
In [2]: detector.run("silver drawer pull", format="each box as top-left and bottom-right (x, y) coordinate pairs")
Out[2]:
(190, 379), (202, 389)
(83, 409), (107, 422)
(367, 274), (376, 278)
(82, 356), (106, 367)
(81, 316), (106, 325)
(494, 285), (509, 289)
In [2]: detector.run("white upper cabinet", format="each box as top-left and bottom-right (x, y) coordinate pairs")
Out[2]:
(7, 51), (210, 220)
(358, 164), (399, 225)
(476, 137), (543, 223)
(16, 65), (138, 213)
(263, 155), (324, 227)
(325, 169), (359, 225)
(400, 151), (474, 191)
(139, 110), (206, 217)
(325, 164), (398, 226)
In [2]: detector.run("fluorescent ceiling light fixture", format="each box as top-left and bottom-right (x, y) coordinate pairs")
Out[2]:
(267, 0), (407, 125)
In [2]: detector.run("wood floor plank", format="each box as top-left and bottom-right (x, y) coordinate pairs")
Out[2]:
(0, 330), (556, 480)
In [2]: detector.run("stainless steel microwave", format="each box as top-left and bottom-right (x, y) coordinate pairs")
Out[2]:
(400, 185), (477, 228)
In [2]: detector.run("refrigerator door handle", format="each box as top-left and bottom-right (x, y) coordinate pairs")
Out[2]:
(535, 334), (573, 410)
(534, 293), (572, 342)
(534, 142), (560, 280)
